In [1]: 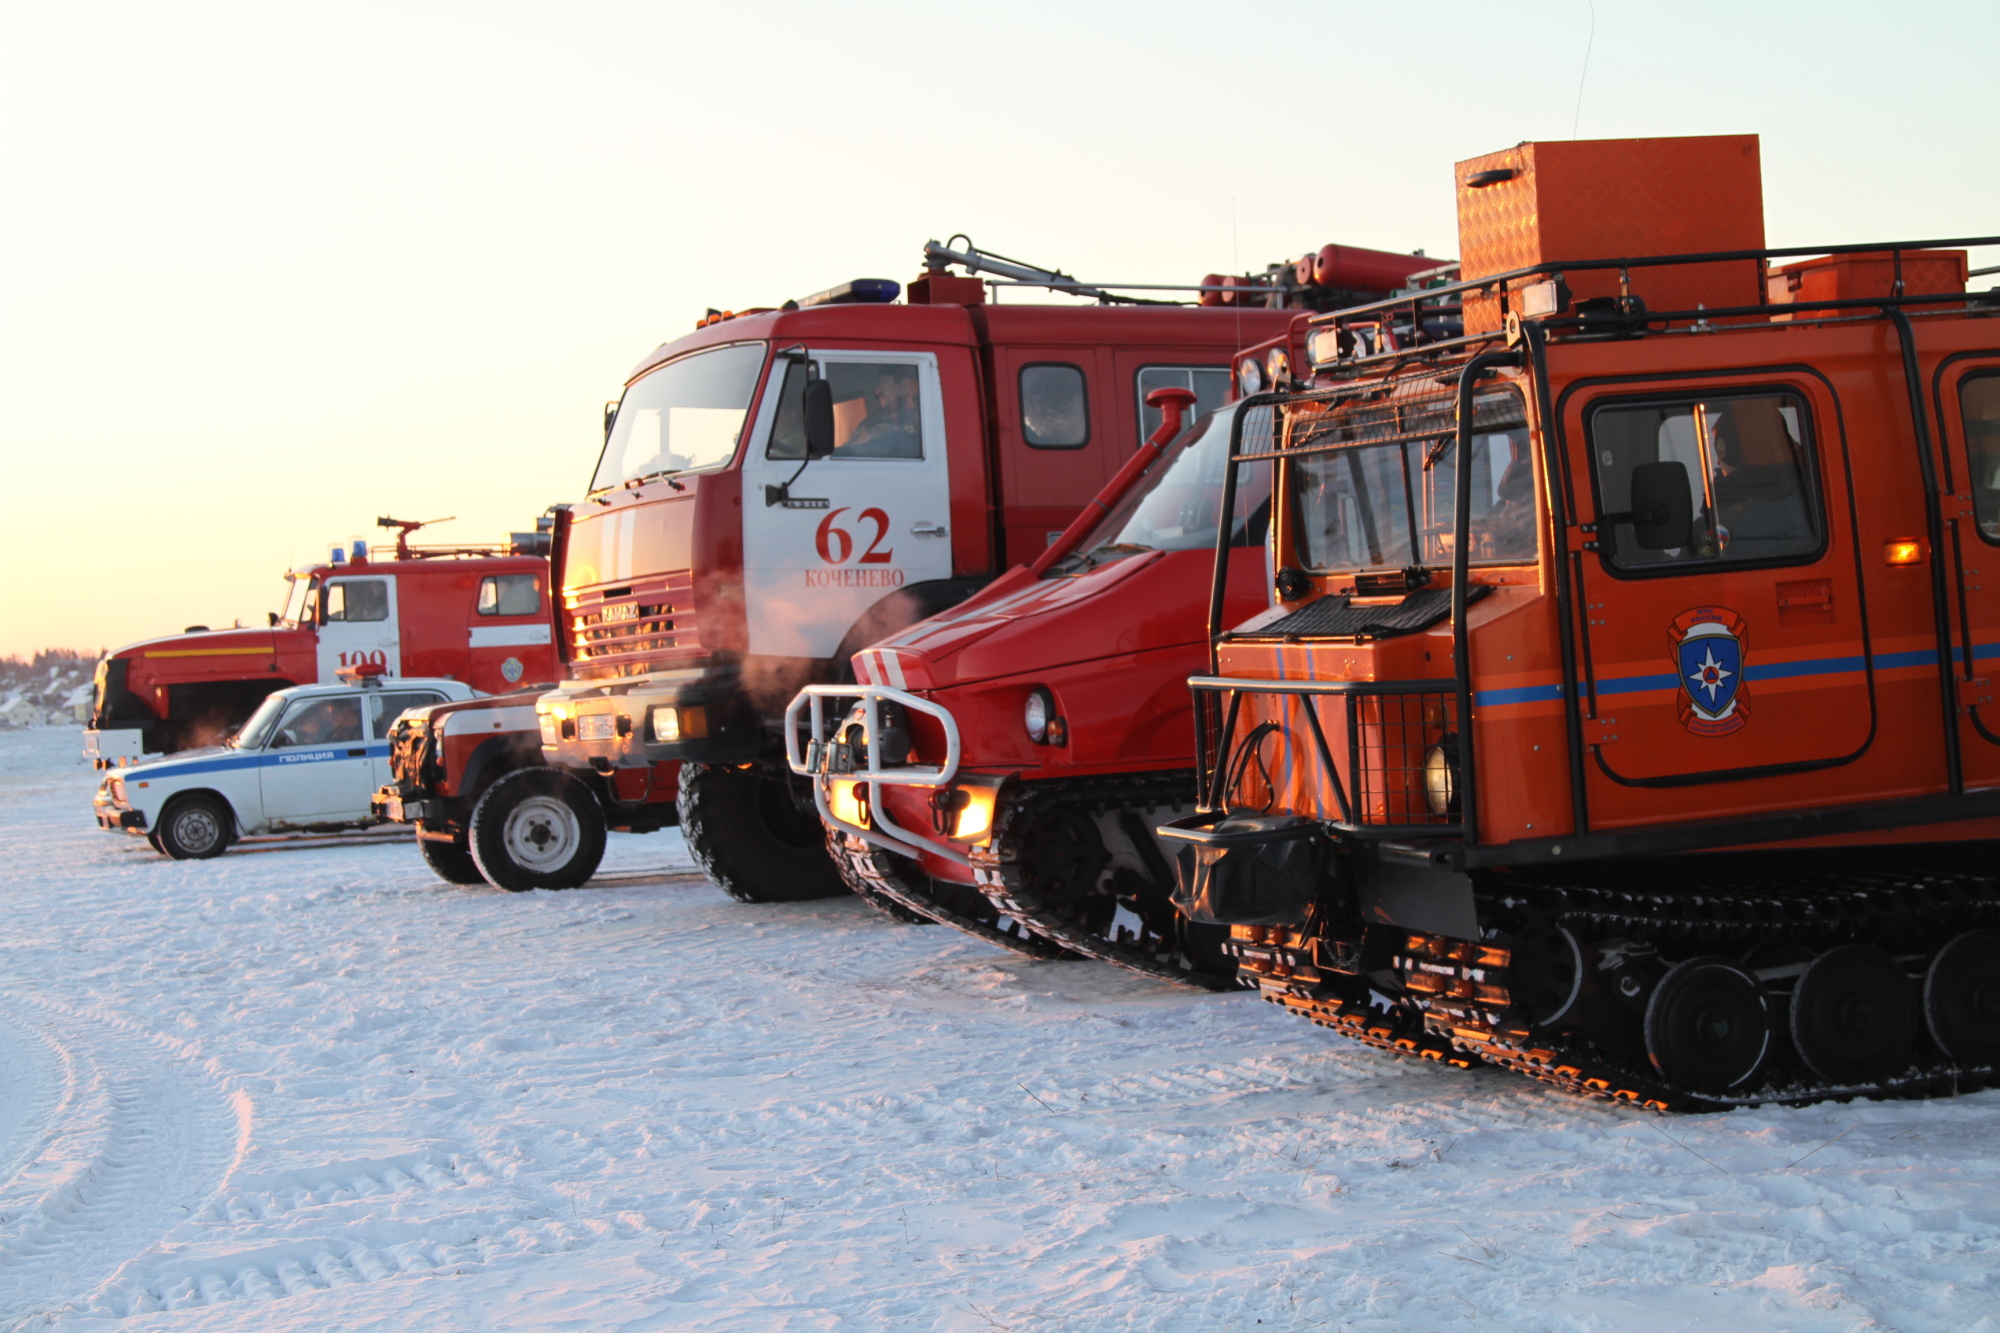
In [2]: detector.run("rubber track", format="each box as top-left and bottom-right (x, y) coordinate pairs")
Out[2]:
(826, 831), (1072, 960)
(971, 772), (1238, 992)
(1454, 870), (2000, 1110)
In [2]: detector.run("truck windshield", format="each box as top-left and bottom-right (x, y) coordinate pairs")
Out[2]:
(234, 694), (288, 749)
(1050, 403), (1275, 576)
(1290, 386), (1534, 573)
(280, 575), (315, 628)
(592, 342), (767, 491)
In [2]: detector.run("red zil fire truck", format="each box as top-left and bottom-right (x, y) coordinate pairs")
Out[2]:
(1166, 134), (2000, 1109)
(87, 517), (560, 765)
(376, 242), (1433, 895)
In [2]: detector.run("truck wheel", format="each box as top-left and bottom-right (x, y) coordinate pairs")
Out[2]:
(156, 795), (233, 860)
(677, 762), (847, 903)
(468, 768), (607, 892)
(417, 832), (486, 885)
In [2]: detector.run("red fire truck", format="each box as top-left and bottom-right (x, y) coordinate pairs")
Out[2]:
(86, 517), (560, 765)
(1167, 134), (2000, 1109)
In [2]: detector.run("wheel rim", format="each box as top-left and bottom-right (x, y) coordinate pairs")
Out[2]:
(171, 805), (223, 855)
(500, 794), (581, 873)
(1924, 930), (2000, 1063)
(1791, 944), (1918, 1084)
(1645, 957), (1771, 1093)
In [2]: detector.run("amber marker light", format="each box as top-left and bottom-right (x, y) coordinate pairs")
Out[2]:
(829, 780), (868, 829)
(949, 787), (1000, 843)
(1885, 538), (1924, 566)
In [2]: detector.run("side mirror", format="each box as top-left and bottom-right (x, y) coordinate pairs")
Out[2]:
(1628, 460), (1695, 550)
(603, 400), (619, 442)
(803, 379), (836, 459)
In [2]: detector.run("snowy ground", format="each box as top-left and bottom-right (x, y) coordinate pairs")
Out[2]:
(3, 730), (1998, 1331)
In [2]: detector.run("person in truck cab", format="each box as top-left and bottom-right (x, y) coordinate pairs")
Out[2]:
(279, 696), (363, 748)
(838, 365), (922, 458)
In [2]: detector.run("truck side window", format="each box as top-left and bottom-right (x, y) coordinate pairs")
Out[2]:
(1137, 366), (1231, 444)
(371, 692), (446, 739)
(1019, 364), (1089, 448)
(272, 696), (364, 748)
(477, 574), (542, 616)
(324, 580), (390, 623)
(1587, 392), (1821, 572)
(1962, 373), (2000, 541)
(768, 360), (925, 461)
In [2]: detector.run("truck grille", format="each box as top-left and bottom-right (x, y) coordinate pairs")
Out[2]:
(567, 571), (702, 679)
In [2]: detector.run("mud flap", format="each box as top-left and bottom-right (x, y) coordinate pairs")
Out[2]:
(1352, 842), (1479, 939)
(1162, 814), (1325, 926)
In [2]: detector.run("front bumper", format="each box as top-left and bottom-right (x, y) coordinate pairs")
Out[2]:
(785, 682), (1004, 869)
(93, 802), (147, 833)
(84, 727), (145, 770)
(538, 666), (764, 771)
(372, 786), (441, 824)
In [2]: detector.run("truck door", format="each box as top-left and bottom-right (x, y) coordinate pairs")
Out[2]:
(1939, 357), (2000, 787)
(1568, 378), (1873, 827)
(317, 575), (401, 681)
(260, 693), (372, 822)
(739, 350), (954, 662)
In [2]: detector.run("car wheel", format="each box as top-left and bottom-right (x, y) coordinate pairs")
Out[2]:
(417, 831), (486, 885)
(468, 767), (607, 891)
(156, 795), (233, 860)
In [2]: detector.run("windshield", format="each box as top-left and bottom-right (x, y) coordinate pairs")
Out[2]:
(1051, 404), (1274, 576)
(234, 693), (289, 749)
(591, 342), (767, 491)
(1290, 386), (1534, 573)
(280, 575), (315, 627)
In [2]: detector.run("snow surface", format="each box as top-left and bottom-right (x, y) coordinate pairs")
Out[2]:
(3, 728), (1999, 1332)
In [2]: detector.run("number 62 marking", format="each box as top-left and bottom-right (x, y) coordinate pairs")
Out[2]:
(815, 507), (893, 565)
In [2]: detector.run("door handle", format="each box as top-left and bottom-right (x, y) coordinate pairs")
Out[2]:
(347, 748), (367, 757)
(911, 522), (948, 538)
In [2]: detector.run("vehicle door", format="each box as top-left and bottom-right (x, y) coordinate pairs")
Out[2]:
(467, 572), (552, 691)
(739, 350), (954, 661)
(1937, 355), (2000, 787)
(259, 693), (373, 823)
(316, 575), (401, 681)
(1566, 374), (1873, 828)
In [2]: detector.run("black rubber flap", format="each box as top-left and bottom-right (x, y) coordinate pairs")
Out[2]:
(1244, 585), (1490, 641)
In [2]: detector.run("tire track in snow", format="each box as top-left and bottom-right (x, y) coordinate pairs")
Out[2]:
(0, 996), (245, 1324)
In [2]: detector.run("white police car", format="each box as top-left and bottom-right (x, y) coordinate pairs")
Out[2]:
(94, 674), (478, 859)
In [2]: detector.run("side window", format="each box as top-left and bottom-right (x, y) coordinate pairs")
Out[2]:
(767, 359), (925, 460)
(1019, 363), (1089, 448)
(1137, 366), (1232, 443)
(477, 574), (542, 616)
(1587, 391), (1821, 572)
(1963, 373), (2000, 542)
(371, 692), (445, 739)
(273, 696), (365, 748)
(324, 580), (390, 622)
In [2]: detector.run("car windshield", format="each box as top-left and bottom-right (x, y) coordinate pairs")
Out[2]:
(1289, 385), (1534, 574)
(280, 575), (315, 627)
(234, 694), (289, 749)
(590, 342), (768, 490)
(1049, 402), (1275, 577)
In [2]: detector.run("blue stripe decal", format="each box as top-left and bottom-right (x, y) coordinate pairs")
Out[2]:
(136, 743), (390, 780)
(1474, 683), (1566, 706)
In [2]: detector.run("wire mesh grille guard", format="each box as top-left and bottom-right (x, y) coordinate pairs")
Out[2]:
(1275, 379), (1524, 460)
(1193, 679), (1462, 834)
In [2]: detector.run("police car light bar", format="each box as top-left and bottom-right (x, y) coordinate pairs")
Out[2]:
(796, 279), (901, 308)
(334, 661), (389, 685)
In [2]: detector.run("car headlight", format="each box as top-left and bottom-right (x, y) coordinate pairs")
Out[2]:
(1266, 347), (1291, 388)
(538, 711), (561, 746)
(1237, 356), (1264, 397)
(1423, 739), (1458, 817)
(650, 706), (680, 743)
(1023, 688), (1065, 746)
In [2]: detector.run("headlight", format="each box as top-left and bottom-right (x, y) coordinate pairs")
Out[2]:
(650, 706), (680, 743)
(1237, 357), (1264, 397)
(538, 712), (561, 746)
(1266, 347), (1291, 387)
(1024, 688), (1052, 744)
(1307, 326), (1343, 366)
(1423, 739), (1458, 817)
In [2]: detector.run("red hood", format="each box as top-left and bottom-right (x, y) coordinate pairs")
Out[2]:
(854, 549), (1247, 692)
(109, 626), (288, 661)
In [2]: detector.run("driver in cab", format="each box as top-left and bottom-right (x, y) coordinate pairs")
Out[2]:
(279, 697), (364, 749)
(837, 366), (922, 458)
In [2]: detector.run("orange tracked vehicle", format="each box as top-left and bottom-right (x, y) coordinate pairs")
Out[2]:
(1166, 134), (2000, 1109)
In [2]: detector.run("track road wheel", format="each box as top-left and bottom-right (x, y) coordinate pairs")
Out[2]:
(1924, 930), (2000, 1064)
(156, 794), (233, 860)
(417, 831), (486, 885)
(677, 762), (846, 903)
(1791, 944), (1918, 1084)
(1644, 957), (1771, 1094)
(468, 768), (606, 891)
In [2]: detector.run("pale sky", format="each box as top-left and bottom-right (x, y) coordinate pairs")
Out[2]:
(3, 0), (1995, 658)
